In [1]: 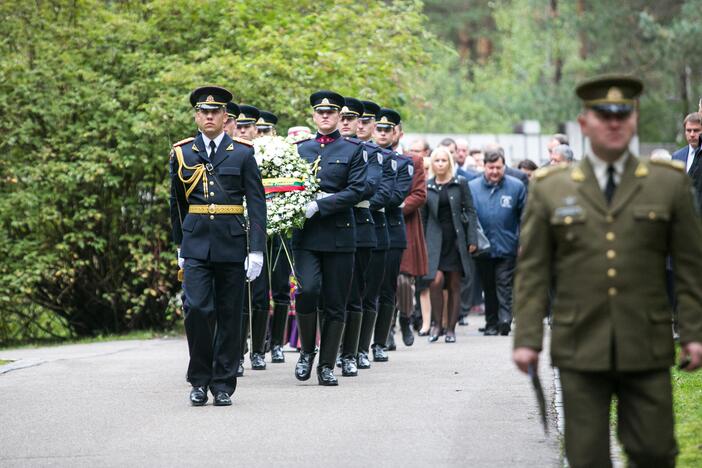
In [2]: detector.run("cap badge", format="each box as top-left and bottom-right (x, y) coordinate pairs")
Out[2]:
(321, 98), (330, 105)
(606, 87), (623, 101)
(206, 95), (214, 102)
(238, 113), (246, 120)
(379, 116), (389, 124)
(341, 106), (350, 114)
(257, 118), (264, 124)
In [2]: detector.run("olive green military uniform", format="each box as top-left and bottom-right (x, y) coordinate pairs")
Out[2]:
(514, 155), (702, 467)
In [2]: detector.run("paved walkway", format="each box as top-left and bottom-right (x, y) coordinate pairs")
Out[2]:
(0, 316), (561, 467)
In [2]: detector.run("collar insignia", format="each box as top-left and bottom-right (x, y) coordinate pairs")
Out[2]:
(635, 162), (649, 177)
(225, 143), (234, 151)
(570, 166), (585, 182)
(192, 143), (199, 152)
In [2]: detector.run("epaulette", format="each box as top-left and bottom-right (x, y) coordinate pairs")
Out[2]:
(650, 158), (685, 172)
(343, 136), (363, 145)
(294, 134), (314, 144)
(533, 163), (569, 180)
(363, 141), (379, 149)
(232, 137), (253, 147)
(172, 137), (195, 147)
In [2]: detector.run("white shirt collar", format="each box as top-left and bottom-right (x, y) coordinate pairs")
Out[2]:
(201, 131), (226, 156)
(586, 151), (628, 191)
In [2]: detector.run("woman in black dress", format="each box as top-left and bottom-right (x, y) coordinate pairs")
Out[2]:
(421, 147), (478, 342)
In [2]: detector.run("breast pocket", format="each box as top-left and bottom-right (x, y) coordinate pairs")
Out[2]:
(325, 156), (349, 180)
(218, 166), (242, 190)
(632, 205), (669, 247)
(550, 209), (586, 246)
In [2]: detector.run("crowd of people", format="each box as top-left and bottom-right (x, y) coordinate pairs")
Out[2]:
(170, 76), (702, 468)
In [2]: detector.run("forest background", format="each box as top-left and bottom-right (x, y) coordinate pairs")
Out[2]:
(1, 0), (701, 343)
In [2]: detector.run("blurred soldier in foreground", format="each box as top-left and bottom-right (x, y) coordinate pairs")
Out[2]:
(513, 75), (702, 467)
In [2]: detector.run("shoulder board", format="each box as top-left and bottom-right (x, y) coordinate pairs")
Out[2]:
(533, 164), (568, 180)
(232, 137), (253, 147)
(172, 137), (195, 147)
(650, 158), (685, 172)
(363, 141), (379, 149)
(294, 134), (314, 144)
(343, 136), (363, 145)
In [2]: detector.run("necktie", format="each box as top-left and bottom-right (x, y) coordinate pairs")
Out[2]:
(209, 141), (216, 160)
(604, 164), (616, 204)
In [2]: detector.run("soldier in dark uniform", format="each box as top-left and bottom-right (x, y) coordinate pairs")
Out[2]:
(336, 98), (383, 376)
(292, 90), (367, 385)
(513, 75), (702, 467)
(356, 100), (395, 369)
(256, 111), (278, 137)
(235, 104), (260, 142)
(224, 102), (238, 138)
(371, 108), (413, 363)
(169, 86), (266, 406)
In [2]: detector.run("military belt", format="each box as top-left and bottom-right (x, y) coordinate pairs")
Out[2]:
(355, 200), (370, 208)
(189, 204), (244, 215)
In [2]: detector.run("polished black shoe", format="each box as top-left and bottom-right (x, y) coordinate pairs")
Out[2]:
(213, 391), (232, 406)
(478, 327), (486, 332)
(271, 344), (285, 363)
(335, 354), (343, 368)
(317, 365), (339, 386)
(189, 386), (208, 406)
(445, 334), (456, 343)
(340, 355), (358, 377)
(236, 359), (245, 377)
(295, 351), (316, 381)
(251, 352), (266, 370)
(371, 344), (388, 362)
(483, 327), (499, 336)
(458, 316), (470, 326)
(357, 351), (371, 369)
(386, 332), (396, 351)
(399, 316), (414, 347)
(499, 323), (511, 336)
(428, 326), (440, 343)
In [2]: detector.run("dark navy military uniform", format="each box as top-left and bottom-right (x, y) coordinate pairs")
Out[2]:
(372, 150), (412, 358)
(339, 135), (383, 373)
(357, 145), (395, 365)
(293, 125), (366, 382)
(170, 131), (266, 397)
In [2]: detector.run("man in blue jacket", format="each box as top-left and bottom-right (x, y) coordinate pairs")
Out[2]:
(469, 148), (526, 336)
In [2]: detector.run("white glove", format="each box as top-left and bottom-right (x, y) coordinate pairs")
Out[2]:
(177, 248), (185, 269)
(305, 201), (319, 218)
(245, 251), (264, 281)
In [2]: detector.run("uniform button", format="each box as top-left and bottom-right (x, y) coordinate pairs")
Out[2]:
(564, 216), (573, 225)
(608, 287), (617, 296)
(565, 232), (575, 241)
(648, 211), (656, 220)
(320, 144), (325, 148)
(606, 249), (616, 259)
(210, 192), (215, 197)
(346, 223), (350, 227)
(606, 215), (614, 223)
(607, 268), (617, 278)
(606, 232), (615, 241)
(209, 215), (214, 220)
(366, 218), (370, 222)
(336, 160), (340, 163)
(210, 181), (214, 186)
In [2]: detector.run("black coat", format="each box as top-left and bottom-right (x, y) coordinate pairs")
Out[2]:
(421, 176), (478, 280)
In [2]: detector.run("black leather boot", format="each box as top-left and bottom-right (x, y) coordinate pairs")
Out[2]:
(340, 311), (362, 376)
(357, 307), (378, 369)
(250, 308), (269, 370)
(372, 303), (395, 361)
(295, 312), (318, 381)
(317, 320), (344, 386)
(399, 315), (414, 346)
(270, 303), (289, 363)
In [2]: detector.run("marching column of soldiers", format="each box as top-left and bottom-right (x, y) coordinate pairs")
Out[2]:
(170, 86), (418, 404)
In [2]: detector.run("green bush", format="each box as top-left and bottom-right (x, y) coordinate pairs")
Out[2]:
(0, 0), (435, 343)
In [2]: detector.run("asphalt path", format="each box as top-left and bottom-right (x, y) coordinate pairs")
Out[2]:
(0, 316), (561, 467)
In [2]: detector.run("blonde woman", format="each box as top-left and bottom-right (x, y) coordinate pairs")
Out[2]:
(420, 147), (478, 342)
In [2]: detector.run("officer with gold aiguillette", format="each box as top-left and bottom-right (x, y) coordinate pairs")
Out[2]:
(513, 75), (702, 467)
(170, 86), (266, 406)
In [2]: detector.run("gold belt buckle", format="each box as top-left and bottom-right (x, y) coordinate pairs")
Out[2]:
(207, 203), (216, 214)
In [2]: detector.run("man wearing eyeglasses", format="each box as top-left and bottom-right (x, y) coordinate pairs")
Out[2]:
(292, 90), (366, 386)
(170, 86), (266, 406)
(513, 75), (702, 467)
